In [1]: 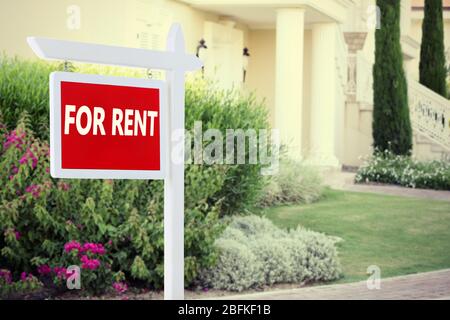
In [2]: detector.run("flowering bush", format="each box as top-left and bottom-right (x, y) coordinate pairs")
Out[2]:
(0, 56), (271, 217)
(355, 149), (450, 190)
(0, 56), (276, 296)
(0, 113), (223, 294)
(54, 241), (113, 294)
(0, 268), (43, 299)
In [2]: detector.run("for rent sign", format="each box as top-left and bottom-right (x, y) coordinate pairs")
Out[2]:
(29, 24), (202, 299)
(49, 72), (167, 179)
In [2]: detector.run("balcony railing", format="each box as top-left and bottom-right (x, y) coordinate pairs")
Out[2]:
(408, 79), (450, 150)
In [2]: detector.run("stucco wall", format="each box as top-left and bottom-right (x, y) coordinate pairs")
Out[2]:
(246, 29), (276, 125)
(0, 0), (250, 59)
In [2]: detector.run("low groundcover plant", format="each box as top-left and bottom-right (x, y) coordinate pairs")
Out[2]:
(355, 148), (450, 190)
(198, 215), (342, 292)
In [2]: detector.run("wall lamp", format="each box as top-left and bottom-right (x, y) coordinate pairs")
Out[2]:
(243, 47), (250, 83)
(196, 39), (207, 77)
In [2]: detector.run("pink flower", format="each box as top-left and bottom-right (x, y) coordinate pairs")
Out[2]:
(80, 255), (101, 270)
(20, 272), (27, 281)
(3, 130), (25, 151)
(64, 240), (81, 253)
(3, 228), (21, 240)
(0, 269), (12, 284)
(25, 184), (42, 198)
(58, 182), (71, 191)
(53, 267), (68, 279)
(37, 264), (52, 275)
(18, 148), (38, 169)
(81, 242), (105, 255)
(113, 282), (128, 294)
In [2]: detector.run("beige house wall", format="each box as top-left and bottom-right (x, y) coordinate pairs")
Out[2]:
(0, 0), (250, 58)
(246, 29), (276, 124)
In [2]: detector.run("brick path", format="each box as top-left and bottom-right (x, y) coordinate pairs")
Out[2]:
(216, 269), (450, 300)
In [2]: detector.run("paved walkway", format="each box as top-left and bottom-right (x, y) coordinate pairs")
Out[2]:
(323, 171), (450, 201)
(216, 269), (450, 300)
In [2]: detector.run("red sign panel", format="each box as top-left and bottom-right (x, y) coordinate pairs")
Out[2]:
(50, 72), (166, 179)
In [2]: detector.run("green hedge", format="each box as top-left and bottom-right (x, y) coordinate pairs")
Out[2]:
(0, 56), (270, 295)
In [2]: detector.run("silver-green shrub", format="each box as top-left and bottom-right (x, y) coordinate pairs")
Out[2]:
(227, 214), (285, 238)
(250, 239), (292, 285)
(289, 228), (342, 282)
(258, 159), (324, 207)
(200, 238), (263, 292)
(200, 216), (342, 291)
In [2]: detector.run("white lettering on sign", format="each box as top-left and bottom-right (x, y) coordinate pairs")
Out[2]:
(64, 105), (158, 137)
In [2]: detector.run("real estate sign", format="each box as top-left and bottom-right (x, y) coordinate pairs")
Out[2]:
(28, 23), (202, 300)
(49, 72), (167, 179)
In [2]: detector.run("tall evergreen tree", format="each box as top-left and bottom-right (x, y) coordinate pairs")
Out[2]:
(419, 0), (447, 97)
(373, 0), (412, 155)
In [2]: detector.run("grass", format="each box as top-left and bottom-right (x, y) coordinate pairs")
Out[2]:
(265, 188), (450, 283)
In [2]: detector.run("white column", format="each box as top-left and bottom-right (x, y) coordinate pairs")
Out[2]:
(309, 23), (340, 167)
(275, 8), (305, 159)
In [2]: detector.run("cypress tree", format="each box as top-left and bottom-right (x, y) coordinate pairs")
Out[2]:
(373, 0), (412, 155)
(419, 0), (447, 97)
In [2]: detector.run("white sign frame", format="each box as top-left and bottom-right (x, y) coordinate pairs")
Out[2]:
(49, 71), (168, 180)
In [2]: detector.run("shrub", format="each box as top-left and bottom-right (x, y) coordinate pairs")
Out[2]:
(200, 238), (263, 292)
(0, 269), (43, 299)
(250, 238), (291, 285)
(185, 80), (270, 215)
(355, 149), (450, 190)
(0, 113), (224, 294)
(199, 215), (342, 292)
(0, 55), (271, 295)
(0, 56), (144, 139)
(0, 56), (59, 139)
(289, 228), (342, 282)
(373, 0), (412, 155)
(258, 159), (324, 207)
(0, 56), (271, 216)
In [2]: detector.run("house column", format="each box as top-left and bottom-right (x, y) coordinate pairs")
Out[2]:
(309, 22), (340, 167)
(275, 8), (305, 159)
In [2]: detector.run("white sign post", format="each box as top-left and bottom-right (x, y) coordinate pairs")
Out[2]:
(27, 23), (202, 300)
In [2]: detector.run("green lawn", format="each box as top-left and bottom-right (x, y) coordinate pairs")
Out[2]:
(265, 189), (450, 283)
